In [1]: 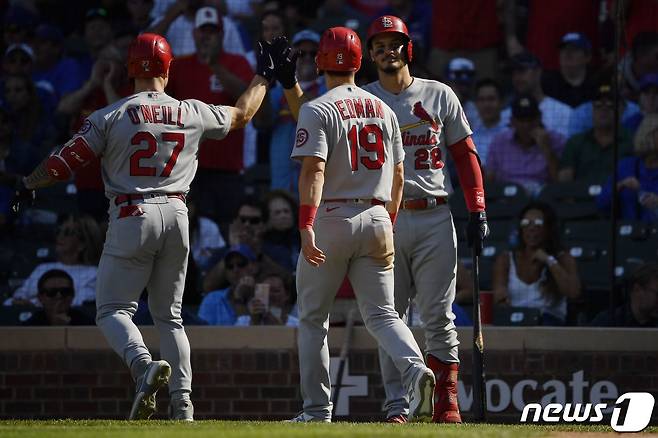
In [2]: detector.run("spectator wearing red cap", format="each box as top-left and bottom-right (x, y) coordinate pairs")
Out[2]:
(166, 7), (254, 225)
(542, 33), (598, 109)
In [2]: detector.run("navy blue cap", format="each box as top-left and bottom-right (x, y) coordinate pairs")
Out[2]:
(558, 32), (592, 51)
(511, 94), (541, 119)
(35, 24), (64, 43)
(510, 52), (541, 70)
(225, 244), (256, 262)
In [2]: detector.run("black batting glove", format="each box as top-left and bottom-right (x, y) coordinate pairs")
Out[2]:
(10, 177), (35, 214)
(467, 211), (490, 256)
(255, 40), (276, 83)
(271, 36), (298, 89)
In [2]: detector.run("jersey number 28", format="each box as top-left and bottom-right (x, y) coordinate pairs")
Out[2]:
(130, 131), (185, 177)
(348, 124), (384, 171)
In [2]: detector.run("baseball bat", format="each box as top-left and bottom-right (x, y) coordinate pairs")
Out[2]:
(331, 307), (357, 418)
(471, 249), (487, 422)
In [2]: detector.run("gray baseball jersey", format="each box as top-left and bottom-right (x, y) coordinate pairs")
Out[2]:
(290, 83), (432, 421)
(365, 78), (472, 419)
(290, 84), (405, 201)
(363, 78), (472, 199)
(90, 91), (233, 406)
(78, 91), (230, 196)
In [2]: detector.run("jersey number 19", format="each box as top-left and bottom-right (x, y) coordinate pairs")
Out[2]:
(348, 124), (384, 171)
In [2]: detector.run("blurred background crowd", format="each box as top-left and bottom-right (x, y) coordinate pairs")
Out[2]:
(0, 0), (657, 329)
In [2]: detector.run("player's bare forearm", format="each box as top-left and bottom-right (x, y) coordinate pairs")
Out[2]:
(299, 157), (325, 207)
(388, 161), (404, 214)
(283, 84), (309, 121)
(230, 75), (270, 130)
(24, 158), (57, 190)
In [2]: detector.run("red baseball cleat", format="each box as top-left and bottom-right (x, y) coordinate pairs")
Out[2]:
(427, 355), (462, 423)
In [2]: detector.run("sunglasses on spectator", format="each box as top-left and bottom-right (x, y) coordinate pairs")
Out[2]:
(520, 218), (544, 227)
(226, 259), (248, 270)
(239, 215), (262, 225)
(41, 287), (74, 298)
(298, 49), (317, 59)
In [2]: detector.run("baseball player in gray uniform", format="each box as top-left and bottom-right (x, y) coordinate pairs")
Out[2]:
(12, 33), (275, 421)
(363, 16), (490, 423)
(276, 27), (435, 423)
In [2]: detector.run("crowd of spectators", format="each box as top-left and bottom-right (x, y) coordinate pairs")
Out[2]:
(0, 0), (657, 328)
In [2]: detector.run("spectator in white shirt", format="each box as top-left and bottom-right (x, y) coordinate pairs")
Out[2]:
(6, 214), (103, 307)
(501, 52), (573, 139)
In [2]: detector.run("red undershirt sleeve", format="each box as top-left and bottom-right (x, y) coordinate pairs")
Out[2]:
(447, 136), (486, 212)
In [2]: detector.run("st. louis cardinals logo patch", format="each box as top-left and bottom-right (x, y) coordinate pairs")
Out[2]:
(295, 128), (309, 147)
(381, 16), (393, 28)
(77, 119), (92, 136)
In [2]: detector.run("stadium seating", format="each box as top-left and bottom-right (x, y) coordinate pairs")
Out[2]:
(538, 181), (603, 220)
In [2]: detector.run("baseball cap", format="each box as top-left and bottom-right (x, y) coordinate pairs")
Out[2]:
(446, 57), (475, 83)
(639, 73), (658, 91)
(225, 244), (256, 263)
(558, 32), (592, 51)
(509, 52), (541, 71)
(292, 29), (321, 46)
(35, 24), (64, 43)
(511, 95), (541, 119)
(195, 7), (221, 29)
(4, 43), (35, 61)
(594, 83), (614, 101)
(86, 7), (109, 21)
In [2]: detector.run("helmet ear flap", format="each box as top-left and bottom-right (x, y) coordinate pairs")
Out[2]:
(406, 39), (413, 63)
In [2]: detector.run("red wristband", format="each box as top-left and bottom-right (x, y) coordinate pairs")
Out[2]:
(389, 212), (397, 227)
(298, 204), (318, 230)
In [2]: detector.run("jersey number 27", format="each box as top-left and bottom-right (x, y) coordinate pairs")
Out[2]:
(130, 131), (185, 177)
(348, 124), (384, 171)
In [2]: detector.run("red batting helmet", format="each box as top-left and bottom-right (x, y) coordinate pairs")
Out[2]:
(316, 27), (362, 73)
(367, 15), (413, 62)
(127, 33), (173, 78)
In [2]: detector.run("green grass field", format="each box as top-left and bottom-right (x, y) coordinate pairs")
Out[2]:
(0, 421), (656, 438)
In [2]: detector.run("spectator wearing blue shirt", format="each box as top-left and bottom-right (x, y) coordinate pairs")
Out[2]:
(472, 78), (507, 165)
(598, 114), (658, 223)
(624, 74), (658, 133)
(198, 245), (258, 325)
(32, 24), (86, 103)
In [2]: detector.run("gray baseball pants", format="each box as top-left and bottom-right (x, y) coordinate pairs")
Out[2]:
(95, 195), (192, 396)
(378, 204), (459, 416)
(296, 202), (427, 421)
